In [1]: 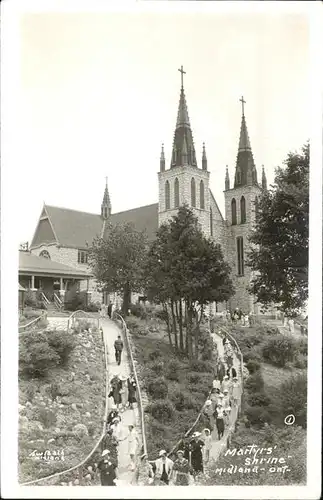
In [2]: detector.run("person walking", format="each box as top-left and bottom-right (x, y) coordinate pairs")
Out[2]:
(222, 389), (232, 426)
(217, 359), (225, 384)
(114, 335), (124, 365)
(97, 450), (117, 486)
(214, 403), (225, 440)
(172, 450), (193, 486)
(231, 377), (240, 407)
(107, 405), (119, 427)
(127, 424), (140, 471)
(221, 375), (231, 394)
(202, 400), (215, 432)
(107, 302), (112, 319)
(201, 428), (212, 464)
(111, 302), (116, 320)
(127, 374), (137, 409)
(154, 450), (174, 485)
(212, 376), (221, 391)
(190, 432), (205, 475)
(108, 375), (122, 409)
(137, 454), (154, 485)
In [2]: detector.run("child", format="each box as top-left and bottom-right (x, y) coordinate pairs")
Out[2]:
(202, 428), (212, 464)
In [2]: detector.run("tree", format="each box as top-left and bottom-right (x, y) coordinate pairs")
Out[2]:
(88, 222), (147, 315)
(144, 205), (234, 358)
(247, 143), (309, 317)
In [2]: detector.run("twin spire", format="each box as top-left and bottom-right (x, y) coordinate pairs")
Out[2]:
(160, 66), (206, 172)
(101, 176), (111, 219)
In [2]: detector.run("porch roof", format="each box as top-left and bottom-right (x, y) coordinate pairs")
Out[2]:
(19, 251), (92, 279)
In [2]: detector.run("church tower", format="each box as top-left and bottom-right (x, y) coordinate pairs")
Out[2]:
(158, 67), (211, 236)
(224, 97), (264, 312)
(101, 177), (111, 220)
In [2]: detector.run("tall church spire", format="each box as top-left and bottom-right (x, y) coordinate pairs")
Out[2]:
(234, 96), (258, 187)
(262, 165), (267, 190)
(101, 177), (111, 219)
(225, 165), (230, 190)
(160, 143), (165, 172)
(170, 66), (197, 169)
(202, 143), (207, 170)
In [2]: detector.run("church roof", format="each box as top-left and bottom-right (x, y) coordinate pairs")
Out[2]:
(234, 98), (258, 188)
(19, 251), (92, 278)
(31, 203), (159, 250)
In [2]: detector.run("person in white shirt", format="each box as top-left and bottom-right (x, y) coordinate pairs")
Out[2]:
(212, 376), (221, 391)
(201, 428), (212, 464)
(154, 450), (174, 485)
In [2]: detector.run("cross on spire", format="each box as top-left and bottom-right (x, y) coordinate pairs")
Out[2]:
(178, 65), (186, 88)
(105, 176), (108, 186)
(240, 96), (246, 116)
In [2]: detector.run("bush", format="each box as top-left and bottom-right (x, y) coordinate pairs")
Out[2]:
(242, 349), (262, 363)
(47, 330), (75, 365)
(169, 390), (199, 412)
(165, 359), (183, 381)
(245, 371), (264, 392)
(19, 331), (60, 378)
(247, 391), (271, 407)
(295, 338), (308, 356)
(147, 378), (168, 399)
(246, 359), (261, 374)
(189, 359), (214, 373)
(148, 350), (163, 361)
(262, 335), (297, 367)
(245, 405), (272, 427)
(149, 360), (164, 376)
(85, 302), (100, 312)
(293, 354), (307, 369)
(147, 399), (175, 422)
(34, 408), (57, 428)
(276, 373), (307, 428)
(129, 303), (147, 319)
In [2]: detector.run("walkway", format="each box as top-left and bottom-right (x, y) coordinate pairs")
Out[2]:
(100, 318), (140, 486)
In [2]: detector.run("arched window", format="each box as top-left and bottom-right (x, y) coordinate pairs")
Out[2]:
(210, 208), (213, 236)
(39, 250), (50, 259)
(240, 196), (246, 223)
(231, 198), (237, 225)
(191, 178), (196, 207)
(200, 180), (205, 209)
(237, 236), (244, 276)
(165, 180), (170, 210)
(174, 178), (179, 208)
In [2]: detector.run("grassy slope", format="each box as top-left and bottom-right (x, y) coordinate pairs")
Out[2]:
(129, 317), (213, 459)
(18, 326), (105, 484)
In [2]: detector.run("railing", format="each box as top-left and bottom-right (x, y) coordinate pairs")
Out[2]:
(53, 293), (63, 311)
(18, 311), (47, 331)
(20, 318), (109, 486)
(114, 313), (147, 457)
(40, 291), (50, 307)
(67, 310), (99, 331)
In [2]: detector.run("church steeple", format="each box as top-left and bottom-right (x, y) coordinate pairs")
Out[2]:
(170, 66), (198, 169)
(262, 165), (267, 190)
(101, 177), (111, 219)
(160, 143), (165, 172)
(202, 143), (207, 170)
(234, 96), (258, 188)
(225, 165), (230, 190)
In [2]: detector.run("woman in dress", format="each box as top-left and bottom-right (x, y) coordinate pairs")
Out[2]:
(222, 389), (232, 426)
(172, 450), (193, 486)
(127, 424), (140, 471)
(214, 403), (225, 440)
(127, 374), (137, 409)
(189, 432), (205, 475)
(201, 428), (212, 464)
(231, 377), (240, 407)
(137, 453), (154, 485)
(202, 400), (215, 432)
(109, 375), (122, 409)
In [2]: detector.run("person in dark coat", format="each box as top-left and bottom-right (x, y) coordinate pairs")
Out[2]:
(217, 360), (225, 383)
(108, 376), (122, 408)
(189, 432), (205, 474)
(107, 303), (112, 319)
(114, 335), (124, 365)
(97, 450), (117, 486)
(127, 374), (137, 409)
(214, 403), (225, 440)
(107, 405), (119, 427)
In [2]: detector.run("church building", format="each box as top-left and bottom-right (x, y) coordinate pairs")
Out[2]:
(28, 68), (267, 313)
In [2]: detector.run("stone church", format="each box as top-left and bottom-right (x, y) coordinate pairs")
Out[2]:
(29, 70), (267, 313)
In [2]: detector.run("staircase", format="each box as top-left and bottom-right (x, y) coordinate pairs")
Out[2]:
(40, 291), (64, 313)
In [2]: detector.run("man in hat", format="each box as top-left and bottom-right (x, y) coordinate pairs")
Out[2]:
(190, 432), (205, 474)
(97, 450), (117, 486)
(114, 335), (124, 365)
(154, 450), (173, 485)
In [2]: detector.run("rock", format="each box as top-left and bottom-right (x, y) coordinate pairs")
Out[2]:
(26, 401), (32, 407)
(59, 404), (65, 408)
(35, 439), (45, 444)
(87, 466), (93, 472)
(73, 479), (79, 485)
(71, 403), (78, 411)
(55, 428), (61, 434)
(84, 474), (92, 482)
(18, 404), (25, 412)
(85, 412), (91, 418)
(71, 372), (76, 377)
(76, 403), (83, 409)
(36, 422), (44, 431)
(47, 438), (55, 444)
(73, 423), (88, 437)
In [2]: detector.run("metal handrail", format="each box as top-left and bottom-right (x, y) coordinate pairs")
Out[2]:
(67, 310), (91, 330)
(114, 313), (147, 457)
(18, 312), (47, 331)
(53, 293), (63, 311)
(41, 291), (50, 305)
(20, 319), (109, 486)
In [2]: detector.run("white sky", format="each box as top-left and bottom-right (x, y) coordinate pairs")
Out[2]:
(10, 3), (311, 243)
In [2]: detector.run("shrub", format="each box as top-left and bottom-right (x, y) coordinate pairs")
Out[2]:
(154, 309), (168, 322)
(187, 382), (211, 398)
(65, 295), (85, 312)
(242, 349), (262, 364)
(147, 378), (168, 399)
(246, 359), (261, 374)
(148, 350), (163, 361)
(262, 335), (297, 367)
(129, 303), (147, 319)
(295, 338), (308, 356)
(47, 330), (75, 365)
(187, 372), (202, 384)
(19, 331), (60, 378)
(147, 399), (175, 422)
(149, 360), (164, 376)
(165, 359), (183, 381)
(34, 408), (57, 428)
(169, 390), (199, 412)
(293, 354), (307, 369)
(245, 405), (272, 427)
(276, 373), (307, 428)
(247, 391), (271, 407)
(245, 371), (264, 392)
(189, 359), (214, 373)
(85, 302), (100, 312)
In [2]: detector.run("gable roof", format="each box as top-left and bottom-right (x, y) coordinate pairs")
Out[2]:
(19, 251), (92, 278)
(209, 189), (224, 221)
(30, 203), (159, 250)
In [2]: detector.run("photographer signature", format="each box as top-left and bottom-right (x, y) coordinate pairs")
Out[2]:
(29, 449), (65, 461)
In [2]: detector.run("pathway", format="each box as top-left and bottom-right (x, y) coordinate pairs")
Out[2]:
(100, 318), (140, 486)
